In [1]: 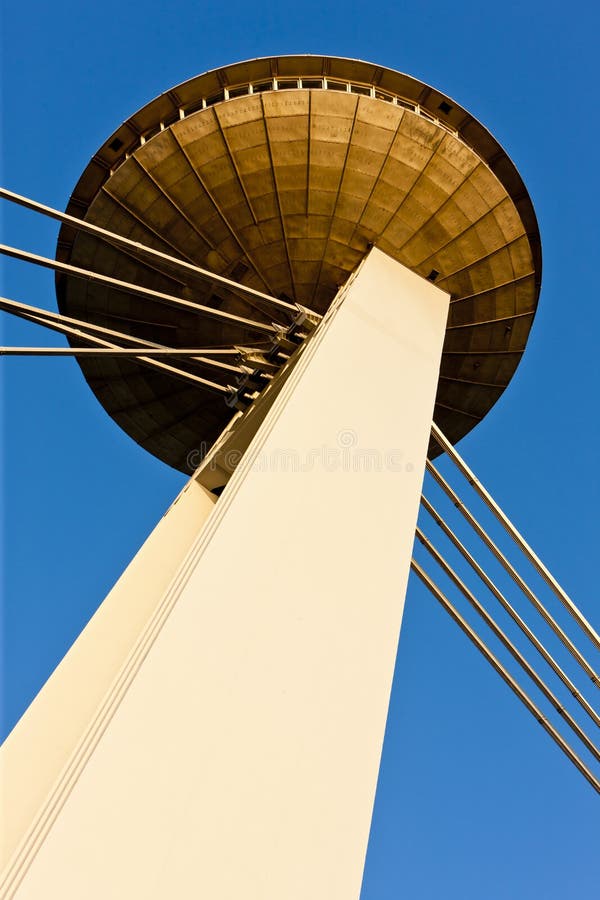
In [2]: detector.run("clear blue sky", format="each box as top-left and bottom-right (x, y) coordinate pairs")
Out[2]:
(1, 1), (599, 896)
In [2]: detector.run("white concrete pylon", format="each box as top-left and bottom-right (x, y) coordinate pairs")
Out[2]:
(1, 248), (449, 900)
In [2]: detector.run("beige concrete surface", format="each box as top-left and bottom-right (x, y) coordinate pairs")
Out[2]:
(0, 478), (216, 874)
(3, 250), (448, 899)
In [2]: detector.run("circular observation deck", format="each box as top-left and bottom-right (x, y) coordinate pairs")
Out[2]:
(56, 55), (541, 472)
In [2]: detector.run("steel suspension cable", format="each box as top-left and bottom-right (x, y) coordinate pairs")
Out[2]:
(0, 186), (318, 319)
(420, 495), (600, 729)
(426, 459), (600, 687)
(0, 243), (278, 336)
(411, 559), (600, 795)
(0, 296), (232, 395)
(0, 294), (267, 373)
(415, 526), (600, 762)
(0, 347), (249, 358)
(431, 422), (600, 653)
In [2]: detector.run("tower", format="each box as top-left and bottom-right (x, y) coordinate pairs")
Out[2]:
(1, 56), (597, 899)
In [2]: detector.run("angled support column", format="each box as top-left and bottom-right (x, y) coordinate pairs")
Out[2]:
(1, 249), (449, 900)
